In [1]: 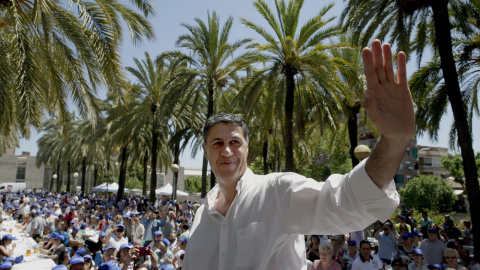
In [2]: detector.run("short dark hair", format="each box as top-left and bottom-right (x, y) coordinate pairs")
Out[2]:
(359, 240), (371, 248)
(203, 113), (249, 144)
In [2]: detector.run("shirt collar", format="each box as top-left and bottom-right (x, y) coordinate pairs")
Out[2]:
(205, 168), (254, 207)
(360, 255), (373, 262)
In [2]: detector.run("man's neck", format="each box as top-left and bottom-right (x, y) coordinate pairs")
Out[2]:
(213, 182), (238, 216)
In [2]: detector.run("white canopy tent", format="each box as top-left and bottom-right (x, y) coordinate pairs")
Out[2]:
(155, 183), (189, 196)
(92, 182), (129, 193)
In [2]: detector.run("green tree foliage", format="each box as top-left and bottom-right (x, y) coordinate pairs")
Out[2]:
(125, 162), (144, 190)
(184, 176), (205, 193)
(442, 154), (465, 188)
(442, 153), (480, 189)
(399, 175), (457, 213)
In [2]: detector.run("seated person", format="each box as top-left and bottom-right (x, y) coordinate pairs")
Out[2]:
(68, 226), (85, 251)
(39, 233), (66, 265)
(0, 235), (17, 262)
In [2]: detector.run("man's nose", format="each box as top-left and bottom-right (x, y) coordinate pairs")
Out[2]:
(221, 145), (233, 156)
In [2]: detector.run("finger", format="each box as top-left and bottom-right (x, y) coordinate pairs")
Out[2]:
(382, 43), (395, 83)
(372, 40), (387, 83)
(397, 52), (408, 86)
(362, 47), (379, 89)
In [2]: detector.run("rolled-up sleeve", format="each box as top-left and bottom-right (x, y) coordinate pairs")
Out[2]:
(275, 159), (399, 235)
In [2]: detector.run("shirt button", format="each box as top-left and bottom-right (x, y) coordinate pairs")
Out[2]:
(222, 224), (227, 229)
(221, 251), (225, 256)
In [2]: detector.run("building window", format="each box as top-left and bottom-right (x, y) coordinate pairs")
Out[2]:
(16, 167), (26, 181)
(406, 161), (412, 170)
(395, 175), (405, 183)
(412, 148), (418, 158)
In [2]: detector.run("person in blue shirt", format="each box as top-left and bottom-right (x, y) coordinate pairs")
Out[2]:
(375, 222), (398, 265)
(142, 212), (164, 247)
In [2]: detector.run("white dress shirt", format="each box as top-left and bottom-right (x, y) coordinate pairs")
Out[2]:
(352, 254), (383, 270)
(183, 159), (399, 270)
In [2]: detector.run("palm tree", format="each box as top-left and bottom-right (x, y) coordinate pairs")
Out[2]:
(176, 11), (251, 197)
(0, 0), (155, 140)
(240, 0), (347, 171)
(126, 53), (193, 203)
(341, 0), (480, 259)
(329, 33), (374, 167)
(37, 115), (78, 192)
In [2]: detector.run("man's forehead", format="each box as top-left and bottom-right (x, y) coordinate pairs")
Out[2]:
(207, 123), (245, 141)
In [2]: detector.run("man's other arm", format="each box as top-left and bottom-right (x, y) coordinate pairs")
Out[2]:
(361, 40), (415, 190)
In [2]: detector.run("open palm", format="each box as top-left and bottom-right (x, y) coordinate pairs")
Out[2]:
(362, 40), (415, 141)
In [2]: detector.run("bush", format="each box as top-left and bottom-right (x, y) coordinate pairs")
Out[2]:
(399, 175), (457, 213)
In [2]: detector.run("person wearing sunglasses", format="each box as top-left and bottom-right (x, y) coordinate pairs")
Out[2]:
(342, 240), (359, 270)
(392, 258), (406, 270)
(105, 224), (128, 251)
(444, 248), (467, 270)
(84, 254), (95, 270)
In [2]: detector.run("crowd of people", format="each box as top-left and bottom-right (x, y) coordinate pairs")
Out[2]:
(305, 211), (477, 270)
(0, 190), (200, 270)
(0, 189), (475, 270)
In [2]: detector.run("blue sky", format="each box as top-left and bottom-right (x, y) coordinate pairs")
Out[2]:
(15, 0), (480, 169)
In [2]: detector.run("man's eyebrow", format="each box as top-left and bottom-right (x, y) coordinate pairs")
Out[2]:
(210, 135), (243, 142)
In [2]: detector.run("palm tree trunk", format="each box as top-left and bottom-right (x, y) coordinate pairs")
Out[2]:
(263, 138), (269, 175)
(93, 164), (98, 187)
(173, 144), (180, 200)
(431, 0), (480, 260)
(347, 105), (360, 167)
(117, 145), (128, 203)
(66, 161), (71, 193)
(143, 150), (148, 196)
(50, 162), (57, 191)
(81, 156), (87, 197)
(284, 70), (296, 172)
(202, 80), (215, 197)
(55, 157), (60, 192)
(201, 156), (208, 198)
(57, 169), (63, 193)
(149, 123), (158, 204)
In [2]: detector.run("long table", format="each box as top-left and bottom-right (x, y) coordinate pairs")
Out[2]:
(1, 220), (57, 270)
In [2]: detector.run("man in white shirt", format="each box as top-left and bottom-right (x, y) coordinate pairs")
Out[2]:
(106, 224), (128, 251)
(183, 40), (415, 270)
(352, 240), (383, 270)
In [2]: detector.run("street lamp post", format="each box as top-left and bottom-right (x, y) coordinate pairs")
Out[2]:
(171, 164), (179, 200)
(52, 174), (57, 193)
(354, 145), (371, 160)
(73, 172), (79, 194)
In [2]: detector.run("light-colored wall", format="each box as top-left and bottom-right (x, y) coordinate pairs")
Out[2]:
(0, 155), (46, 189)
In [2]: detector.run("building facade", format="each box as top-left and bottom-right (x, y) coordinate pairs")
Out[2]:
(0, 148), (48, 189)
(417, 145), (450, 178)
(357, 116), (420, 189)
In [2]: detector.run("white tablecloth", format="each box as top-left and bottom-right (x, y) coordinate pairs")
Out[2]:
(1, 220), (56, 270)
